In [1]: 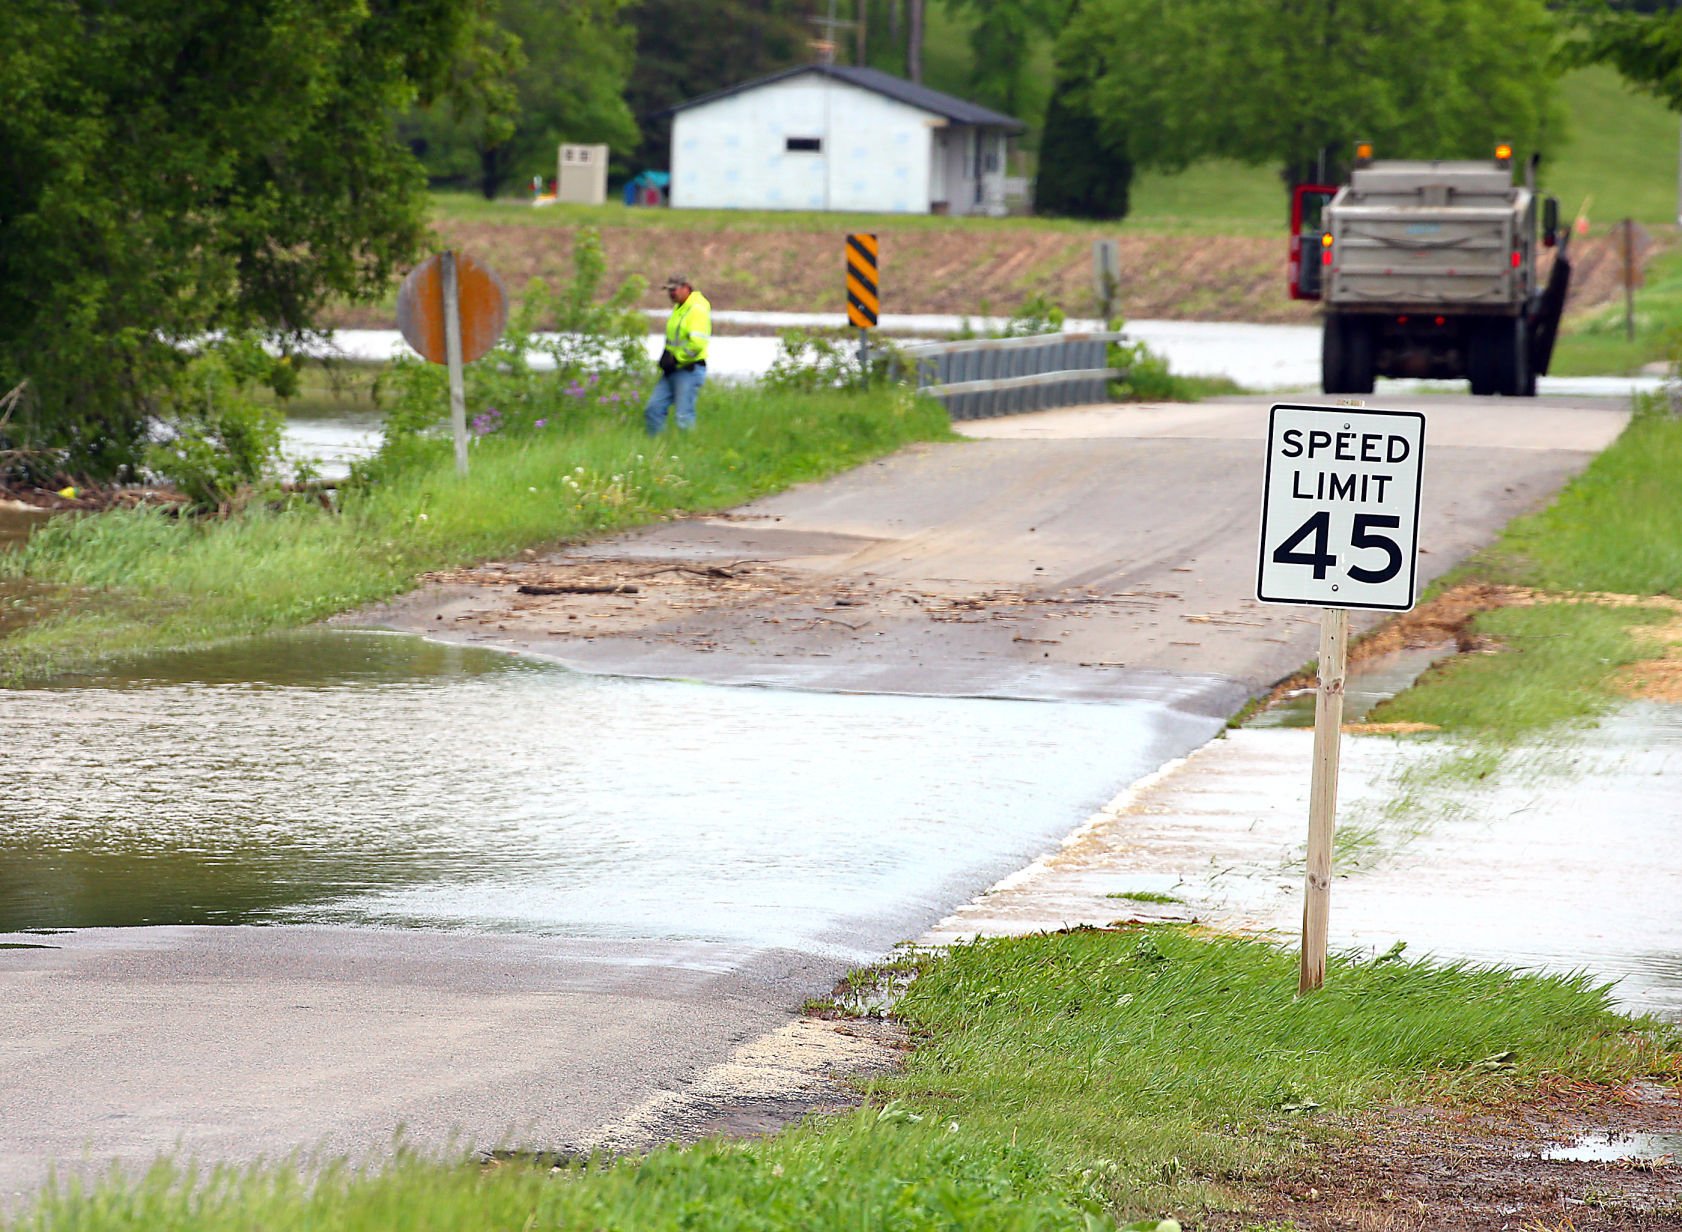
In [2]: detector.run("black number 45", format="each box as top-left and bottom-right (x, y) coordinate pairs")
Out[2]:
(1271, 513), (1403, 584)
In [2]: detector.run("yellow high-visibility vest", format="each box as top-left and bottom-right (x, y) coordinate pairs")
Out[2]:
(666, 290), (711, 366)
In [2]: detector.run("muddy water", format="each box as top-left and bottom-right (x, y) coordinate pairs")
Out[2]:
(0, 507), (43, 552)
(0, 629), (1213, 954)
(1247, 641), (1455, 727)
(1, 506), (51, 636)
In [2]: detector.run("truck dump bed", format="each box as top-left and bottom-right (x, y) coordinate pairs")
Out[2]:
(1327, 161), (1530, 313)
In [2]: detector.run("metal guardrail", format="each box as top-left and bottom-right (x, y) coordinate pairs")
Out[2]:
(896, 331), (1125, 419)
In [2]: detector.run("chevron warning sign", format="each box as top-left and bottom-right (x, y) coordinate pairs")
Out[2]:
(846, 233), (879, 328)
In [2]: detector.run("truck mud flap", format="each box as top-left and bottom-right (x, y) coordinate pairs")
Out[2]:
(1528, 251), (1571, 378)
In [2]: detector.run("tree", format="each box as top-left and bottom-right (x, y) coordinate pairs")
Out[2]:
(1058, 0), (1564, 192)
(1568, 0), (1682, 109)
(624, 0), (811, 175)
(1033, 75), (1133, 219)
(941, 0), (1072, 120)
(0, 0), (515, 481)
(404, 0), (638, 199)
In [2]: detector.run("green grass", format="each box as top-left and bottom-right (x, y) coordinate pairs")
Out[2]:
(1367, 402), (1682, 739)
(1374, 601), (1669, 740)
(1104, 890), (1183, 905)
(1552, 241), (1682, 376)
(11, 928), (1670, 1230)
(0, 385), (953, 683)
(431, 192), (1121, 236)
(1546, 66), (1681, 228)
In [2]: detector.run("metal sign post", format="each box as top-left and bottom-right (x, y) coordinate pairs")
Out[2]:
(441, 252), (469, 475)
(395, 249), (510, 478)
(1256, 401), (1425, 993)
(1092, 239), (1120, 323)
(846, 232), (879, 375)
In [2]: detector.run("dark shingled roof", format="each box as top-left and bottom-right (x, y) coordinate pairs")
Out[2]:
(662, 64), (1025, 134)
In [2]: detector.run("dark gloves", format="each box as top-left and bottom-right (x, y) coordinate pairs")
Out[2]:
(658, 348), (678, 375)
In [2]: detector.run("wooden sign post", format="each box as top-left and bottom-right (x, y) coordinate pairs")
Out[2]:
(1257, 402), (1425, 993)
(1301, 606), (1349, 992)
(396, 250), (509, 476)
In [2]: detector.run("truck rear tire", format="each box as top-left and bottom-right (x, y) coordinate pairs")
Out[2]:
(1344, 317), (1375, 394)
(1321, 318), (1345, 393)
(1468, 321), (1496, 396)
(1495, 317), (1533, 398)
(1322, 316), (1374, 394)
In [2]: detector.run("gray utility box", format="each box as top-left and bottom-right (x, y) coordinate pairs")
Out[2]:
(1320, 155), (1564, 398)
(557, 144), (609, 205)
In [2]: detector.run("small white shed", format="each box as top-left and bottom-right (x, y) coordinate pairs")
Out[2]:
(664, 65), (1024, 216)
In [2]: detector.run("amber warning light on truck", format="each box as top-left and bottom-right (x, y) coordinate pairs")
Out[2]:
(1257, 403), (1425, 612)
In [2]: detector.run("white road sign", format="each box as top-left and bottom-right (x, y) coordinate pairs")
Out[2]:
(1257, 403), (1425, 611)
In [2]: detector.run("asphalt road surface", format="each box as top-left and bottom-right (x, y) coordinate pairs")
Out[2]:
(0, 393), (1631, 1204)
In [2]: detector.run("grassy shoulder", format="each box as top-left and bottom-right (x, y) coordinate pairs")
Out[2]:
(11, 926), (1674, 1231)
(1369, 395), (1682, 739)
(1551, 240), (1682, 377)
(0, 384), (953, 684)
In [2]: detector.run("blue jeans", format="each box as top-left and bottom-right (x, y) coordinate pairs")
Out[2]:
(644, 364), (706, 434)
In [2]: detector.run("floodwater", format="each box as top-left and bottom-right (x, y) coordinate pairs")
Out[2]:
(1541, 1131), (1682, 1163)
(1247, 640), (1455, 728)
(307, 322), (1665, 397)
(0, 628), (1215, 958)
(279, 405), (382, 480)
(282, 321), (1660, 471)
(0, 506), (52, 636)
(0, 506), (48, 552)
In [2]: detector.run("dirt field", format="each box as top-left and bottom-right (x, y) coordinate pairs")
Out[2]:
(326, 222), (1646, 329)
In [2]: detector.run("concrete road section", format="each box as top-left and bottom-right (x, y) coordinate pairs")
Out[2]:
(2, 392), (1633, 1205)
(372, 394), (1628, 705)
(0, 929), (849, 1204)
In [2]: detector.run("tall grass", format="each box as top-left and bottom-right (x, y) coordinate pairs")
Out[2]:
(9, 928), (1669, 1230)
(0, 385), (952, 682)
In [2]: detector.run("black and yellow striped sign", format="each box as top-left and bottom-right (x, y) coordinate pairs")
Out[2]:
(846, 232), (879, 329)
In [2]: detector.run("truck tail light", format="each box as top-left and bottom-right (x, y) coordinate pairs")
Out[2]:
(1510, 250), (1521, 268)
(1321, 232), (1333, 266)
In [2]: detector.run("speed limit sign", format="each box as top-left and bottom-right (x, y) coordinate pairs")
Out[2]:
(1257, 403), (1424, 611)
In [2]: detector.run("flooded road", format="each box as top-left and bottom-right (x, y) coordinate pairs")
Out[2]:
(309, 324), (1664, 397)
(928, 700), (1682, 1019)
(1, 629), (1216, 956)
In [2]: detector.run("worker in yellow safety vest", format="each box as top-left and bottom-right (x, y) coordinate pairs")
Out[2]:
(645, 273), (711, 434)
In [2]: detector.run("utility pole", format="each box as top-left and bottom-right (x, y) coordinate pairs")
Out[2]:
(908, 0), (924, 82)
(810, 0), (858, 65)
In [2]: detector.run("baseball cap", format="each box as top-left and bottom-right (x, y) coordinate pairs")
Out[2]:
(661, 273), (690, 290)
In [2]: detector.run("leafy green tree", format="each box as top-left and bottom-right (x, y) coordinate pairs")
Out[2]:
(624, 0), (811, 174)
(1568, 0), (1682, 109)
(405, 0), (638, 199)
(1060, 0), (1564, 190)
(940, 0), (1071, 120)
(0, 0), (514, 482)
(1033, 74), (1133, 219)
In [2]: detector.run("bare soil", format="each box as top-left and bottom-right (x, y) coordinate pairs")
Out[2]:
(326, 223), (1645, 329)
(1208, 1080), (1682, 1231)
(1263, 582), (1682, 718)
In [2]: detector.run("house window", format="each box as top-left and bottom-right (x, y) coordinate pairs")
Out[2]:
(786, 137), (822, 153)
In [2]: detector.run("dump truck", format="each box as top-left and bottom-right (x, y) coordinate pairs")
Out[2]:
(1289, 142), (1570, 397)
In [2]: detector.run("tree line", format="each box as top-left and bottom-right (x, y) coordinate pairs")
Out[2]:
(2, 0), (1680, 481)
